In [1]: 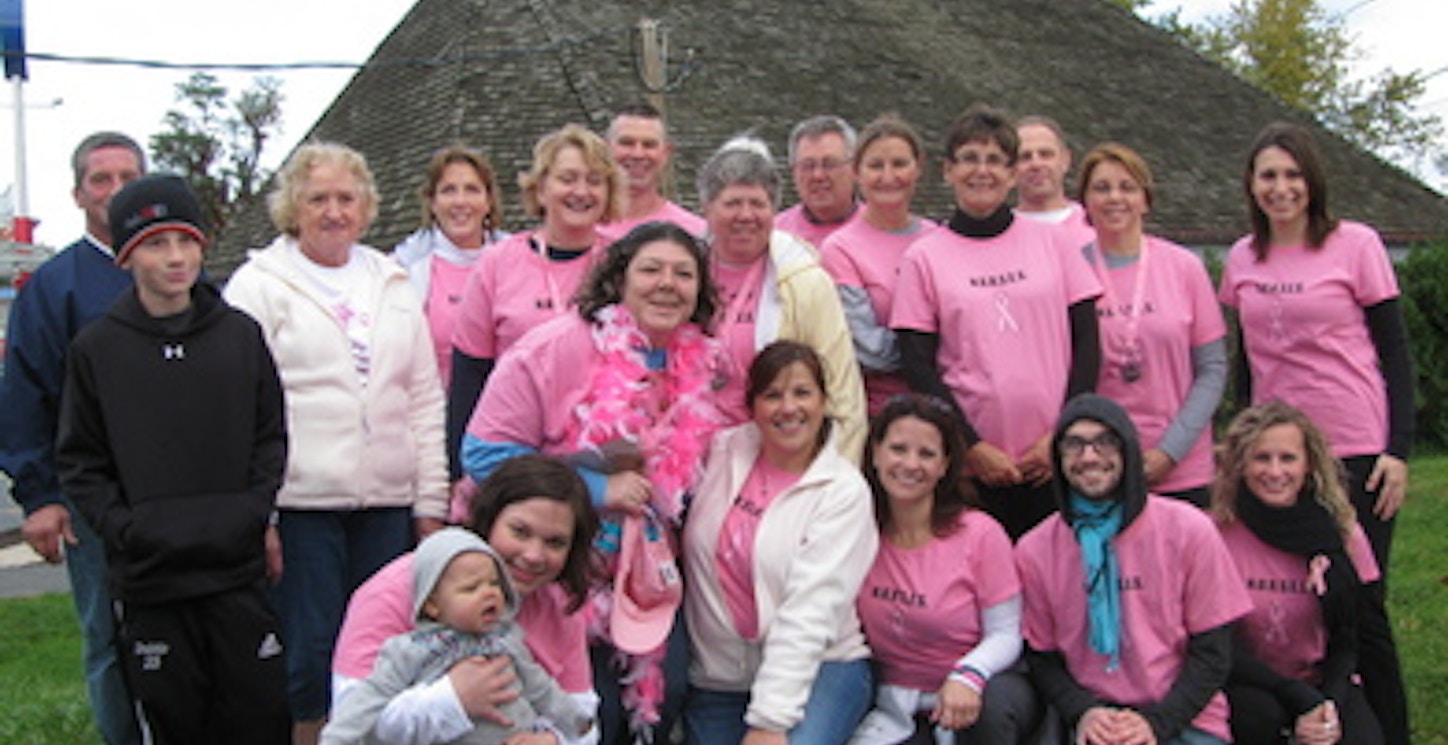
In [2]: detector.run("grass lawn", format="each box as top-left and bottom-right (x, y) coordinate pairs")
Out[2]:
(2, 458), (1445, 744)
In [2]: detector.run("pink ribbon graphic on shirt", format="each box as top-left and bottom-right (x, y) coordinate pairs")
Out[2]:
(995, 292), (1020, 333)
(1268, 298), (1286, 341)
(1307, 554), (1331, 596)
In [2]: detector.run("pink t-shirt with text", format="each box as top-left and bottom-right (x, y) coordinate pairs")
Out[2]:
(466, 314), (601, 452)
(858, 510), (1018, 690)
(1091, 238), (1225, 491)
(1218, 520), (1379, 684)
(451, 231), (603, 361)
(710, 257), (767, 421)
(1015, 497), (1252, 742)
(891, 219), (1101, 458)
(715, 457), (800, 640)
(820, 215), (939, 415)
(331, 553), (592, 693)
(1218, 221), (1399, 457)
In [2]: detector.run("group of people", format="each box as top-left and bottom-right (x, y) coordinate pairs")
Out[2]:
(0, 99), (1412, 745)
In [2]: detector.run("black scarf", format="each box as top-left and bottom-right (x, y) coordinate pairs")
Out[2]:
(1236, 484), (1359, 669)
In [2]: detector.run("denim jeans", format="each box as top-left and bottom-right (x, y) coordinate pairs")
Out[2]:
(271, 507), (412, 720)
(686, 658), (873, 745)
(67, 501), (142, 745)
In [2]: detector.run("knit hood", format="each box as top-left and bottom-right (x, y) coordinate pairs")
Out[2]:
(1051, 393), (1147, 529)
(411, 528), (519, 623)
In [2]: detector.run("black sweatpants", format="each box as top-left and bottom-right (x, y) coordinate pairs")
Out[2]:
(1226, 681), (1382, 745)
(116, 583), (290, 745)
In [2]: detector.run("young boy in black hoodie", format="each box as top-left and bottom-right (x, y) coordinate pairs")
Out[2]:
(57, 174), (290, 745)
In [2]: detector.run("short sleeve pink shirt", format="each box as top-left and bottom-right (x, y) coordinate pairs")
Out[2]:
(1091, 239), (1225, 491)
(451, 231), (603, 361)
(465, 314), (598, 451)
(858, 510), (1019, 689)
(1016, 201), (1095, 255)
(891, 219), (1101, 458)
(1015, 497), (1252, 742)
(596, 200), (707, 244)
(1218, 221), (1399, 457)
(1218, 520), (1379, 684)
(774, 203), (850, 251)
(820, 215), (938, 414)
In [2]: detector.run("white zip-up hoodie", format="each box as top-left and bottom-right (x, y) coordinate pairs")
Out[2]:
(224, 235), (448, 517)
(683, 422), (878, 732)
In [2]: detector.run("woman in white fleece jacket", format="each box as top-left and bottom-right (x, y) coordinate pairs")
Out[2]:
(224, 142), (448, 745)
(683, 341), (879, 745)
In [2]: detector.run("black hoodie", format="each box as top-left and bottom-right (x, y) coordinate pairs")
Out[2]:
(1028, 393), (1234, 742)
(57, 283), (287, 604)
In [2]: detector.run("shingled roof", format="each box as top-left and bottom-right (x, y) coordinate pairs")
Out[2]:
(211, 0), (1448, 275)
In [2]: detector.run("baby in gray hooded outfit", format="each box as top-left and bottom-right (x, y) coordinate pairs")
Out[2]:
(322, 528), (592, 745)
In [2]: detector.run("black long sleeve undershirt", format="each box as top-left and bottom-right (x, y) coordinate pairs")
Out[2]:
(445, 349), (495, 481)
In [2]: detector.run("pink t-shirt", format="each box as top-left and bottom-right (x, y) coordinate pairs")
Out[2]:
(1218, 520), (1379, 684)
(596, 200), (707, 244)
(716, 456), (800, 640)
(331, 553), (592, 693)
(891, 219), (1102, 458)
(820, 215), (939, 415)
(1218, 221), (1399, 457)
(466, 314), (600, 453)
(774, 203), (851, 251)
(451, 231), (603, 361)
(857, 510), (1018, 689)
(424, 255), (476, 388)
(1091, 238), (1226, 492)
(710, 257), (767, 419)
(1015, 201), (1095, 255)
(1015, 497), (1252, 742)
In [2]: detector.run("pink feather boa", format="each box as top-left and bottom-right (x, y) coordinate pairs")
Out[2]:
(566, 304), (726, 738)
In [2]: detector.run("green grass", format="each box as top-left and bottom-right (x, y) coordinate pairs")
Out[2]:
(3, 458), (1446, 744)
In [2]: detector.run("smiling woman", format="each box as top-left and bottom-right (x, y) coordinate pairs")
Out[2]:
(460, 221), (728, 745)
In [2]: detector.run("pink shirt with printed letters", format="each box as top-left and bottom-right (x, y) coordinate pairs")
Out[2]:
(1218, 520), (1379, 684)
(1016, 497), (1252, 742)
(1218, 221), (1399, 457)
(1091, 238), (1225, 491)
(858, 510), (1018, 689)
(891, 219), (1100, 458)
(451, 231), (602, 361)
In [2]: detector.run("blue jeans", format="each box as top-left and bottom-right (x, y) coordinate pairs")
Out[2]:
(67, 501), (142, 745)
(686, 658), (873, 745)
(271, 507), (412, 720)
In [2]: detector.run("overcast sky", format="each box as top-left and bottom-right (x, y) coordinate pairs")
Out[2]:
(4, 0), (1444, 248)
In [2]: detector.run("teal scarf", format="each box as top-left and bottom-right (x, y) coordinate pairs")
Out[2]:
(1071, 493), (1123, 671)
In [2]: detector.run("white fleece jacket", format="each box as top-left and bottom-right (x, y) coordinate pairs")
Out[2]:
(683, 423), (878, 732)
(224, 235), (448, 517)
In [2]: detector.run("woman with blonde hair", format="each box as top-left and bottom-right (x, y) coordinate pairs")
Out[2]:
(1213, 402), (1385, 745)
(225, 141), (448, 744)
(447, 125), (623, 484)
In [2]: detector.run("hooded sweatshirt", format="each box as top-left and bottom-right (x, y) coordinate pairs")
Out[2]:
(1016, 394), (1251, 742)
(322, 528), (589, 745)
(57, 283), (286, 604)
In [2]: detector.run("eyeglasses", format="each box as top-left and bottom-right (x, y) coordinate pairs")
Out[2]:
(793, 158), (849, 174)
(949, 151), (1011, 169)
(1060, 432), (1123, 457)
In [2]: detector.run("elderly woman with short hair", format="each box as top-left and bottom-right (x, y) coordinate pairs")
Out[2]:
(224, 141), (448, 745)
(697, 136), (867, 461)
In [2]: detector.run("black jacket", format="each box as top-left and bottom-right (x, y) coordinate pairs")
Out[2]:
(57, 283), (286, 604)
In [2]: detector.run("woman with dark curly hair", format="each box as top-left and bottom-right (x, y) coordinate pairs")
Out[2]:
(463, 220), (728, 745)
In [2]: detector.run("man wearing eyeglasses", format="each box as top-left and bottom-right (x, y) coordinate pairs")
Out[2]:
(775, 115), (859, 249)
(1015, 394), (1250, 745)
